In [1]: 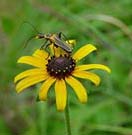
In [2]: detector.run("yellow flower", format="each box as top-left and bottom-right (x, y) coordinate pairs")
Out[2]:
(14, 43), (111, 111)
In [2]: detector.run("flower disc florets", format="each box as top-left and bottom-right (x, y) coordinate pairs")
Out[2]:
(46, 55), (76, 79)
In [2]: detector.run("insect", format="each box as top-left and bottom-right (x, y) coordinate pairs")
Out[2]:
(34, 32), (73, 53)
(23, 22), (73, 54)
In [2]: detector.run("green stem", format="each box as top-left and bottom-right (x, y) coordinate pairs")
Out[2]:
(65, 102), (72, 135)
(37, 102), (47, 135)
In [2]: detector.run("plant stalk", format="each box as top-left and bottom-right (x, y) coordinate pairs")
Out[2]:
(65, 101), (72, 135)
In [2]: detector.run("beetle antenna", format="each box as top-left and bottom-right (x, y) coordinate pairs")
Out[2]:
(24, 35), (36, 48)
(22, 21), (40, 34)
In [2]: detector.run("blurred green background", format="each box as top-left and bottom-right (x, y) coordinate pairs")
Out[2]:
(0, 0), (132, 135)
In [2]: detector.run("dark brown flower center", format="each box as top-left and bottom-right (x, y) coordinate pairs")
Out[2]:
(46, 55), (76, 79)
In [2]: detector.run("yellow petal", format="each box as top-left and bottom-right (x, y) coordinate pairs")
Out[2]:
(53, 46), (62, 57)
(17, 56), (46, 68)
(73, 44), (97, 62)
(32, 49), (48, 59)
(55, 79), (67, 111)
(50, 43), (61, 57)
(16, 74), (49, 93)
(72, 70), (100, 86)
(39, 77), (56, 101)
(65, 76), (87, 103)
(14, 68), (46, 83)
(76, 64), (111, 73)
(66, 40), (76, 47)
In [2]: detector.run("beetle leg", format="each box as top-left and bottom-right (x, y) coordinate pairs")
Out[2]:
(44, 43), (51, 59)
(58, 32), (62, 38)
(58, 32), (70, 44)
(40, 39), (48, 50)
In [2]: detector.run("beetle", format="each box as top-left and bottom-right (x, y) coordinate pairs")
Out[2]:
(24, 32), (73, 55)
(23, 22), (73, 54)
(34, 32), (73, 53)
